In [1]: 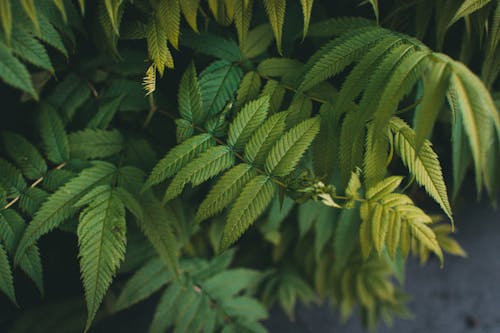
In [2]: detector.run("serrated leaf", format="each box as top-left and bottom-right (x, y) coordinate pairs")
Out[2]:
(9, 30), (53, 72)
(178, 63), (203, 123)
(15, 162), (116, 264)
(87, 95), (124, 130)
(68, 129), (123, 160)
(163, 146), (235, 203)
(234, 0), (253, 48)
(2, 132), (47, 180)
(242, 24), (274, 59)
(448, 0), (492, 29)
(413, 60), (450, 150)
(228, 96), (270, 150)
(263, 0), (286, 54)
(115, 257), (171, 312)
(180, 0), (200, 32)
(199, 60), (243, 118)
(0, 0), (12, 42)
(147, 11), (173, 75)
(221, 175), (276, 250)
(196, 164), (257, 223)
(365, 176), (403, 200)
(0, 243), (16, 304)
(137, 193), (180, 276)
(244, 111), (287, 166)
(77, 186), (126, 331)
(0, 42), (37, 98)
(180, 31), (241, 62)
(20, 0), (39, 33)
(39, 106), (69, 164)
(300, 0), (313, 38)
(236, 71), (261, 107)
(265, 117), (320, 177)
(389, 117), (453, 221)
(145, 133), (214, 188)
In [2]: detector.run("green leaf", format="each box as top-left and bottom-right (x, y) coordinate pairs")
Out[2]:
(299, 26), (392, 92)
(68, 129), (124, 160)
(2, 132), (47, 180)
(149, 283), (183, 333)
(221, 175), (276, 250)
(413, 60), (450, 150)
(104, 0), (122, 34)
(180, 0), (200, 32)
(178, 63), (203, 123)
(87, 95), (125, 130)
(228, 96), (270, 150)
(299, 0), (314, 38)
(53, 0), (68, 22)
(47, 74), (91, 121)
(334, 205), (361, 271)
(20, 0), (39, 33)
(0, 159), (27, 197)
(263, 0), (286, 54)
(370, 50), (430, 142)
(0, 243), (16, 304)
(389, 117), (453, 221)
(9, 30), (53, 72)
(265, 117), (320, 177)
(0, 0), (12, 42)
(201, 268), (261, 300)
(244, 111), (287, 166)
(242, 24), (274, 59)
(447, 0), (492, 29)
(308, 17), (375, 38)
(365, 176), (403, 200)
(15, 162), (116, 264)
(137, 193), (180, 276)
(0, 42), (37, 98)
(236, 71), (262, 107)
(145, 133), (214, 188)
(180, 31), (241, 62)
(199, 60), (243, 118)
(39, 106), (69, 164)
(234, 0), (253, 48)
(259, 79), (286, 113)
(163, 146), (235, 202)
(147, 10), (173, 75)
(195, 163), (257, 223)
(76, 185), (126, 331)
(115, 258), (171, 312)
(360, 0), (379, 23)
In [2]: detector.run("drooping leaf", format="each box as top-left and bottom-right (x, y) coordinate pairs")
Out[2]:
(389, 118), (453, 221)
(15, 162), (116, 264)
(263, 0), (286, 54)
(76, 185), (127, 331)
(0, 243), (16, 304)
(178, 63), (203, 123)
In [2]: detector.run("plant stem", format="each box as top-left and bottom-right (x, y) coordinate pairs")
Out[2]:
(143, 94), (157, 129)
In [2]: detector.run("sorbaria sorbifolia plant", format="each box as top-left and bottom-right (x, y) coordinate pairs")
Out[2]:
(0, 0), (498, 332)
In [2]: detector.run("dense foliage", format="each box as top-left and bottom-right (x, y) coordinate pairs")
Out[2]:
(0, 0), (498, 332)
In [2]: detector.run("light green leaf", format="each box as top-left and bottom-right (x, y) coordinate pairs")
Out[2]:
(145, 133), (214, 188)
(221, 175), (276, 250)
(264, 117), (320, 177)
(228, 96), (270, 150)
(263, 0), (286, 54)
(178, 63), (203, 123)
(196, 164), (257, 223)
(77, 185), (126, 331)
